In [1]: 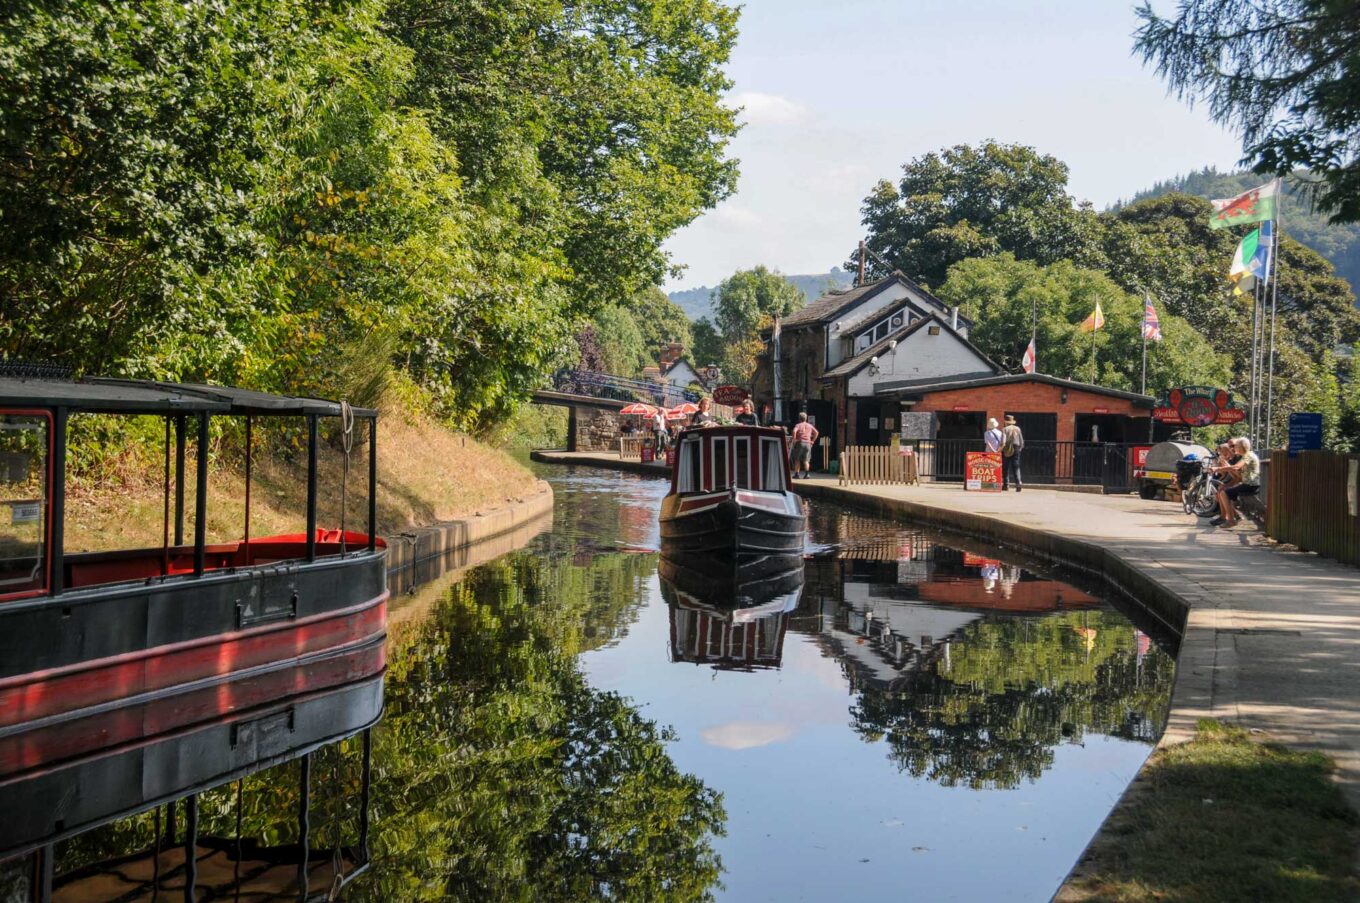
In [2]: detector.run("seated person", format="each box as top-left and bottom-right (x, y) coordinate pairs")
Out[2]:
(1210, 436), (1259, 527)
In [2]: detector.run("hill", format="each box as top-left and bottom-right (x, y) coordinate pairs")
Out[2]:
(1118, 168), (1360, 294)
(668, 268), (853, 320)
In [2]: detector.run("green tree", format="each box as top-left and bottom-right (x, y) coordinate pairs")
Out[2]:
(855, 141), (1103, 289)
(1134, 1), (1360, 222)
(630, 286), (693, 360)
(709, 266), (804, 383)
(690, 318), (724, 370)
(936, 255), (1232, 390)
(589, 305), (650, 377)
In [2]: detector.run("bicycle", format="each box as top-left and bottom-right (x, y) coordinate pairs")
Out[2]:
(1178, 455), (1223, 518)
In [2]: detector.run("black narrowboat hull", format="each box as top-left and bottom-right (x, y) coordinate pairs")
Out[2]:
(658, 490), (806, 555)
(0, 547), (387, 731)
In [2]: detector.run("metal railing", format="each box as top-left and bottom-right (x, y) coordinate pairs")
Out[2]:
(549, 368), (700, 407)
(896, 440), (1144, 492)
(1268, 450), (1360, 566)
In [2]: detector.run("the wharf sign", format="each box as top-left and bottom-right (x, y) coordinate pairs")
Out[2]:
(1152, 386), (1246, 427)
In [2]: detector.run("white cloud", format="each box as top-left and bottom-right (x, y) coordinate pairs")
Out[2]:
(729, 91), (808, 126)
(707, 203), (763, 230)
(701, 720), (796, 750)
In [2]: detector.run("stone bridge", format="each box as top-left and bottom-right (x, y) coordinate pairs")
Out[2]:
(530, 369), (700, 452)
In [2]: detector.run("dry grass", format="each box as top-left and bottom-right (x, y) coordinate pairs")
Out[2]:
(63, 407), (538, 552)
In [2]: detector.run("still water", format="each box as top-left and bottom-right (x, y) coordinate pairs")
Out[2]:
(17, 463), (1176, 902)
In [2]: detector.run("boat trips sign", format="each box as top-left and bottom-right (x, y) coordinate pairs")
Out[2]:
(965, 452), (1003, 491)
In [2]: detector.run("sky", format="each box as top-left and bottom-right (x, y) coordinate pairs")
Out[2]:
(663, 0), (1244, 290)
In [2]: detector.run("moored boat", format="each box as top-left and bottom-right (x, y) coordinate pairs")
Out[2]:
(0, 374), (388, 735)
(658, 424), (807, 555)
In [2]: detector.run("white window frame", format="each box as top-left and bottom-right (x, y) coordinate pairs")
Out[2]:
(761, 437), (785, 490)
(678, 437), (703, 493)
(734, 437), (751, 489)
(711, 436), (729, 490)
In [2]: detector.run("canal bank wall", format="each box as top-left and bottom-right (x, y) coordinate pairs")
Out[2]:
(383, 478), (554, 584)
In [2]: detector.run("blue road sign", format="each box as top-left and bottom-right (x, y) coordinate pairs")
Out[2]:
(1287, 412), (1323, 459)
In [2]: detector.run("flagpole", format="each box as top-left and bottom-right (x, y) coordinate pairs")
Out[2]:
(1249, 270), (1263, 446)
(1265, 212), (1280, 451)
(1141, 301), (1148, 395)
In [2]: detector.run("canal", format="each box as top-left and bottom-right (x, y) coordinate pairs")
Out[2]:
(14, 462), (1177, 901)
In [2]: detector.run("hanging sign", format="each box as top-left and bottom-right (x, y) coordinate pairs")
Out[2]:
(712, 385), (749, 406)
(964, 452), (1003, 491)
(1152, 386), (1246, 426)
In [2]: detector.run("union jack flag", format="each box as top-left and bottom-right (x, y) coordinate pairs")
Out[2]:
(1142, 295), (1162, 343)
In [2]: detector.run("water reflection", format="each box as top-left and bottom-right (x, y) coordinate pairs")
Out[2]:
(6, 465), (1179, 902)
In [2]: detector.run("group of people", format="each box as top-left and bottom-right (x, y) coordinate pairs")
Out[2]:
(641, 397), (822, 479)
(983, 416), (1025, 491)
(1206, 436), (1261, 528)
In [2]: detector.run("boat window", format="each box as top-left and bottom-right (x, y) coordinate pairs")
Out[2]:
(678, 438), (702, 492)
(711, 437), (728, 489)
(0, 413), (49, 599)
(734, 438), (750, 488)
(762, 438), (785, 491)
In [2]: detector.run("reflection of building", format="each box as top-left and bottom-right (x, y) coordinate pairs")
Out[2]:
(1, 649), (384, 902)
(795, 528), (1101, 690)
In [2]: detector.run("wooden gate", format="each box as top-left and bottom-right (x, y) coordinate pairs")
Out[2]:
(839, 445), (918, 486)
(1267, 450), (1360, 566)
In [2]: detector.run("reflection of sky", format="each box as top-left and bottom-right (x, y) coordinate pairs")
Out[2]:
(582, 582), (1158, 902)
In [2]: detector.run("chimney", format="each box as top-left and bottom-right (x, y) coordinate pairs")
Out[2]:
(950, 307), (959, 330)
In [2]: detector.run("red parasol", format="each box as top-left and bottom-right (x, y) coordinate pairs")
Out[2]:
(670, 402), (699, 415)
(619, 402), (658, 416)
(665, 409), (689, 421)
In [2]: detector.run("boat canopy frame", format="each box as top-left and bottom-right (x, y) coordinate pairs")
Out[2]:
(0, 376), (379, 599)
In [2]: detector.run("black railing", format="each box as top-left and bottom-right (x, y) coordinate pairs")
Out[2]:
(900, 440), (1144, 493)
(550, 368), (700, 407)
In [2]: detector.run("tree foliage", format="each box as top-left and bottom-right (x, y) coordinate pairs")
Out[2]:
(854, 141), (1102, 289)
(0, 0), (740, 433)
(706, 265), (804, 384)
(1133, 1), (1360, 222)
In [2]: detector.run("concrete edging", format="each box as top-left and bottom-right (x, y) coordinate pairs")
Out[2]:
(382, 479), (555, 576)
(529, 449), (669, 477)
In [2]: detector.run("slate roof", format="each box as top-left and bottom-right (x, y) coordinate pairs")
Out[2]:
(821, 313), (1000, 380)
(779, 274), (970, 330)
(873, 372), (1156, 406)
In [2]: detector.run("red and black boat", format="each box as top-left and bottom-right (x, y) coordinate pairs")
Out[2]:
(0, 373), (387, 743)
(658, 424), (807, 555)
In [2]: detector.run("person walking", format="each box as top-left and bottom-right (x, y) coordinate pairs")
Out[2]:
(984, 418), (1003, 453)
(652, 407), (670, 450)
(1001, 415), (1024, 491)
(789, 412), (819, 479)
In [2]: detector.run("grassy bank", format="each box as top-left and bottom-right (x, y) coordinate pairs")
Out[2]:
(1060, 721), (1360, 902)
(64, 403), (540, 553)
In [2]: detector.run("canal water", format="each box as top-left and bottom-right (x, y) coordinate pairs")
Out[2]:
(24, 462), (1177, 902)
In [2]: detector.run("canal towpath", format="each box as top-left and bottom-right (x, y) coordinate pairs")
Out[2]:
(531, 449), (1360, 815)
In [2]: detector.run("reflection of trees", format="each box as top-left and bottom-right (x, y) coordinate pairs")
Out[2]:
(360, 552), (724, 902)
(850, 612), (1175, 790)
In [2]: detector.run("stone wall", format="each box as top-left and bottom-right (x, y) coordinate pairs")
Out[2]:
(573, 407), (623, 452)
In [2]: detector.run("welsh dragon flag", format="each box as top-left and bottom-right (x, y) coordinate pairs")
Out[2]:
(1209, 179), (1280, 230)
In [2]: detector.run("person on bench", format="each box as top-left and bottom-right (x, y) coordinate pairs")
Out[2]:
(1210, 436), (1259, 527)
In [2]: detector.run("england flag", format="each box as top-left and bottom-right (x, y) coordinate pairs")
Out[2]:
(1021, 336), (1036, 374)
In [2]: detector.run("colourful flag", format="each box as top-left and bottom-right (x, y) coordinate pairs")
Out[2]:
(1209, 179), (1280, 230)
(1141, 295), (1162, 343)
(1228, 219), (1272, 295)
(1021, 336), (1036, 373)
(1078, 301), (1105, 333)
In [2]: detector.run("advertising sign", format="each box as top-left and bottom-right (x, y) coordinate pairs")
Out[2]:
(962, 552), (1002, 568)
(1152, 386), (1246, 426)
(712, 385), (749, 406)
(1288, 412), (1323, 458)
(640, 437), (655, 464)
(1131, 445), (1153, 478)
(964, 451), (1003, 491)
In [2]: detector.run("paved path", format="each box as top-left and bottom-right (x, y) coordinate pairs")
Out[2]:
(533, 450), (1360, 812)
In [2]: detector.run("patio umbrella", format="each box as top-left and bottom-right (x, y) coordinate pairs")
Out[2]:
(619, 402), (657, 416)
(665, 409), (689, 421)
(670, 402), (699, 415)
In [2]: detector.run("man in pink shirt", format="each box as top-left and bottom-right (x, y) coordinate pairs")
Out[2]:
(789, 412), (819, 479)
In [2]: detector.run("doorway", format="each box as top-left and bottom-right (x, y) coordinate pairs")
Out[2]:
(1005, 412), (1056, 483)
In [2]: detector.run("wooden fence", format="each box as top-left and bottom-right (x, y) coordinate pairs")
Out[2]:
(619, 435), (644, 460)
(838, 445), (918, 486)
(1267, 450), (1360, 566)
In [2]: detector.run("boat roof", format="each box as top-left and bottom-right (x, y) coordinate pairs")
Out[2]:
(0, 376), (373, 417)
(675, 424), (786, 440)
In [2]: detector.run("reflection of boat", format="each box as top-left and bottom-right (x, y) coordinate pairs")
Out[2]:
(659, 425), (806, 555)
(0, 647), (384, 900)
(0, 377), (388, 735)
(660, 553), (804, 670)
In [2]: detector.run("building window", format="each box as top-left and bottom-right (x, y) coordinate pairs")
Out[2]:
(874, 321), (889, 341)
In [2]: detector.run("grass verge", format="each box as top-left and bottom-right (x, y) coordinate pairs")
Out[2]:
(1060, 720), (1360, 902)
(63, 403), (540, 552)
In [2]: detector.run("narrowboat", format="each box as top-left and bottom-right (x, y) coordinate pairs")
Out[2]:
(658, 425), (807, 555)
(0, 373), (387, 740)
